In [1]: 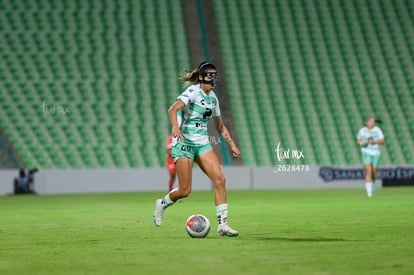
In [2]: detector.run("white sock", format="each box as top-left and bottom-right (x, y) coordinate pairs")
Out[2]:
(216, 203), (228, 225)
(365, 182), (373, 197)
(161, 193), (174, 209)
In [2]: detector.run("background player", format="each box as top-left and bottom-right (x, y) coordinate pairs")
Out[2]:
(357, 116), (385, 197)
(165, 135), (176, 192)
(165, 110), (183, 191)
(154, 61), (241, 237)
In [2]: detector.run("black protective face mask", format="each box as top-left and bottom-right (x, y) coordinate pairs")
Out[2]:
(200, 72), (219, 85)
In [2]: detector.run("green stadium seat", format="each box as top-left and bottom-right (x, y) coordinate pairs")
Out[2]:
(1, 0), (413, 168)
(213, 0), (413, 166)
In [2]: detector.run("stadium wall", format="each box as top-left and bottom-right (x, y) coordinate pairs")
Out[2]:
(1, 166), (413, 195)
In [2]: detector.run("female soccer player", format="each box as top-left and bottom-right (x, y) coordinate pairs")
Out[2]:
(357, 116), (385, 197)
(165, 135), (176, 192)
(154, 61), (240, 237)
(165, 110), (183, 191)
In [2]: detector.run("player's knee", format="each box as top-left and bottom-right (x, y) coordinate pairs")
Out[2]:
(181, 190), (191, 198)
(215, 173), (226, 188)
(179, 186), (192, 198)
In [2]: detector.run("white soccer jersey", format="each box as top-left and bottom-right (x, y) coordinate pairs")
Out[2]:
(176, 84), (221, 146)
(357, 126), (384, 156)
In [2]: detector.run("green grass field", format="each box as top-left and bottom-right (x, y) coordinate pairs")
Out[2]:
(1, 188), (414, 274)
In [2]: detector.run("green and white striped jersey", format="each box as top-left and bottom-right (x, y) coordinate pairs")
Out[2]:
(357, 126), (384, 156)
(176, 84), (221, 146)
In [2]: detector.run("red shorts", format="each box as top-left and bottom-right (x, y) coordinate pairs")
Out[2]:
(167, 155), (176, 174)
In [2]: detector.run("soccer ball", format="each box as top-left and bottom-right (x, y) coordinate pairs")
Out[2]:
(185, 214), (211, 238)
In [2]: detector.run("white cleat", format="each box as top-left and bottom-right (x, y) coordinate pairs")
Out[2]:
(217, 224), (239, 237)
(153, 199), (164, 227)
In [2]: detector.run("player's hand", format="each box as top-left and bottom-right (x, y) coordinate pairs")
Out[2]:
(230, 144), (241, 158)
(359, 141), (367, 147)
(172, 127), (182, 141)
(369, 139), (376, 145)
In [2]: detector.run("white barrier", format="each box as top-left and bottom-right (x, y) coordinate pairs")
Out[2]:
(1, 165), (413, 195)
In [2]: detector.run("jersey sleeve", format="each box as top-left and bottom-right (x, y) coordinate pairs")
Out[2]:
(213, 94), (221, 117)
(377, 127), (384, 140)
(214, 100), (221, 117)
(177, 86), (197, 106)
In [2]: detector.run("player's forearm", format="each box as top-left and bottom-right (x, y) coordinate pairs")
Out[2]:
(374, 138), (385, 145)
(168, 107), (179, 130)
(220, 125), (236, 147)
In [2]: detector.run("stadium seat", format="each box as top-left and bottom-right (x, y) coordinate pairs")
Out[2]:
(0, 0), (191, 168)
(213, 0), (413, 166)
(1, 0), (413, 168)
